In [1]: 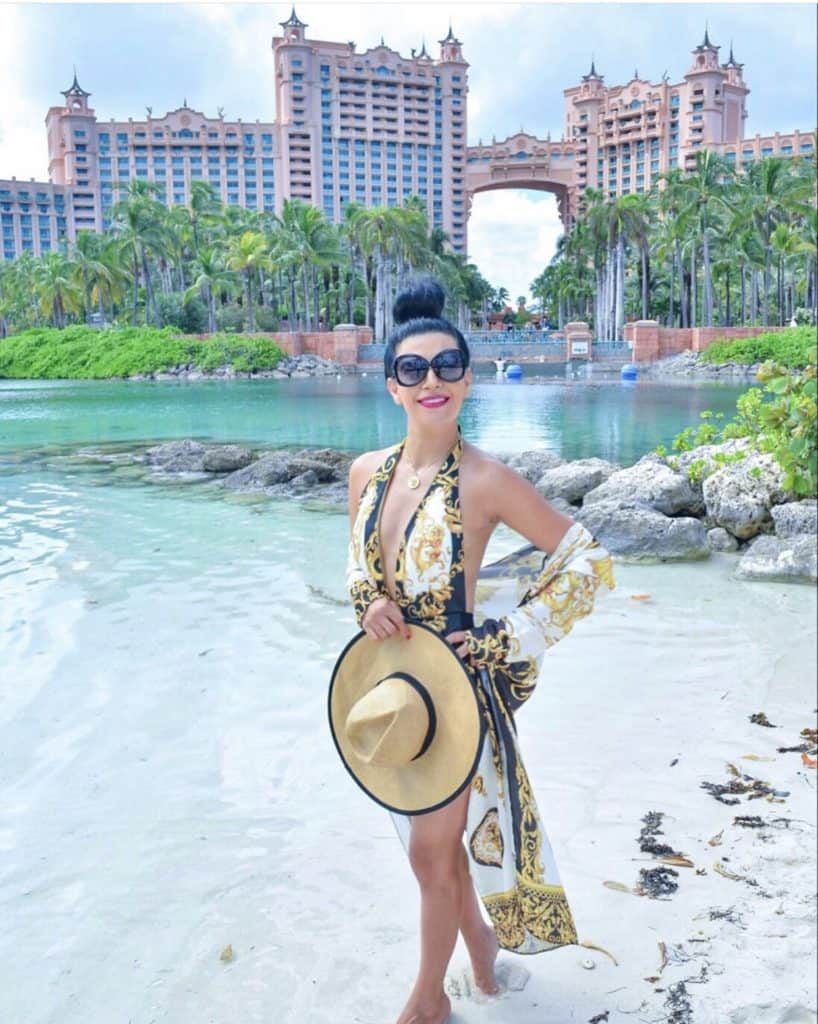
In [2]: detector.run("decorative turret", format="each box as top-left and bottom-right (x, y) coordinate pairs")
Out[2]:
(417, 40), (431, 62)
(581, 58), (602, 82)
(724, 41), (743, 69)
(689, 24), (721, 71)
(61, 70), (91, 111)
(280, 6), (307, 43)
(439, 24), (464, 63)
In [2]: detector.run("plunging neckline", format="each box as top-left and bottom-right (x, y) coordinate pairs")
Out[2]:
(376, 434), (462, 599)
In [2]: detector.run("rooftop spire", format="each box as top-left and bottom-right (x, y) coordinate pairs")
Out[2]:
(417, 39), (430, 60)
(582, 56), (601, 80)
(439, 23), (461, 45)
(725, 40), (743, 68)
(62, 69), (90, 98)
(280, 6), (306, 29)
(698, 21), (717, 49)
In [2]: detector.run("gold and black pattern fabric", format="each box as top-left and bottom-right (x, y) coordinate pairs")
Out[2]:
(346, 433), (615, 955)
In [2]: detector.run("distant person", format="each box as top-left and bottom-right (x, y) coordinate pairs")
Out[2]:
(330, 277), (615, 1024)
(493, 356), (507, 374)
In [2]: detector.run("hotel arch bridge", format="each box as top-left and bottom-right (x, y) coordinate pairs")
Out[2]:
(465, 132), (581, 230)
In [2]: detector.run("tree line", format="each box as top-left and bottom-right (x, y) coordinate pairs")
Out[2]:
(0, 181), (498, 340)
(531, 148), (817, 340)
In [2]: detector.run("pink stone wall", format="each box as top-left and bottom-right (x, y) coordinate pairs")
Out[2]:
(625, 321), (790, 363)
(204, 328), (373, 367)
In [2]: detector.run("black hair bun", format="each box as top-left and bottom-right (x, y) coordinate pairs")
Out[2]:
(392, 277), (445, 325)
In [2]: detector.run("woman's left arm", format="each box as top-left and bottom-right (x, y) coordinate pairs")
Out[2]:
(447, 461), (614, 667)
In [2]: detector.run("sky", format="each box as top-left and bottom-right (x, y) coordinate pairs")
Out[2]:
(1, 2), (815, 299)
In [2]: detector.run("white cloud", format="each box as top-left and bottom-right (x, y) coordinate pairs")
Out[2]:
(0, 7), (50, 181)
(468, 190), (562, 300)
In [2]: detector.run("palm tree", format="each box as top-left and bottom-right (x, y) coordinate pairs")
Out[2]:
(109, 179), (168, 325)
(185, 245), (237, 334)
(32, 252), (83, 328)
(225, 230), (271, 332)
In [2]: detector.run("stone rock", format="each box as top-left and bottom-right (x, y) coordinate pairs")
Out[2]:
(504, 450), (564, 482)
(707, 526), (740, 553)
(536, 458), (619, 504)
(584, 454), (703, 516)
(289, 469), (320, 491)
(202, 445), (254, 473)
(771, 499), (818, 538)
(144, 439), (207, 472)
(284, 457), (338, 483)
(542, 496), (576, 518)
(575, 499), (710, 561)
(702, 452), (788, 540)
(736, 534), (817, 583)
(222, 453), (292, 489)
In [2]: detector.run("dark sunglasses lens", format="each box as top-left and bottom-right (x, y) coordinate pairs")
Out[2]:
(395, 356), (429, 386)
(432, 350), (466, 382)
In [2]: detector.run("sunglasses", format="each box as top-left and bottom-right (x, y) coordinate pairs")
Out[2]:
(392, 348), (468, 387)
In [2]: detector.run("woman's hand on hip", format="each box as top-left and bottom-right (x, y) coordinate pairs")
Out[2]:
(362, 596), (411, 641)
(445, 630), (471, 661)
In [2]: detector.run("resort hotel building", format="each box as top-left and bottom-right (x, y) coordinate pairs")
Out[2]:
(1, 12), (814, 263)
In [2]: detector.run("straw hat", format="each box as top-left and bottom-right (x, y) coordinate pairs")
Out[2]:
(328, 623), (484, 815)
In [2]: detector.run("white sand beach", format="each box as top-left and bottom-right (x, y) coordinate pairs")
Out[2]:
(1, 494), (816, 1024)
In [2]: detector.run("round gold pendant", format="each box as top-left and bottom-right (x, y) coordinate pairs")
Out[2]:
(407, 475), (421, 490)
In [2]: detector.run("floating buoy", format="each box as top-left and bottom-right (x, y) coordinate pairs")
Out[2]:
(506, 364), (523, 380)
(621, 364), (638, 381)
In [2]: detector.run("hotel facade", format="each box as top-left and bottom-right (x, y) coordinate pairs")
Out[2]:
(1, 13), (813, 263)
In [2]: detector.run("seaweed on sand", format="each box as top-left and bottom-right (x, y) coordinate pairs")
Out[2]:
(664, 980), (694, 1024)
(636, 866), (680, 899)
(749, 712), (777, 728)
(639, 811), (685, 858)
(700, 765), (789, 805)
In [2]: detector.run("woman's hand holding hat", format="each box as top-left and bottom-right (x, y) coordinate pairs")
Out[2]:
(362, 595), (412, 641)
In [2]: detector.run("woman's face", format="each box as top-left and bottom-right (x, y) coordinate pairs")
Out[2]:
(386, 331), (473, 429)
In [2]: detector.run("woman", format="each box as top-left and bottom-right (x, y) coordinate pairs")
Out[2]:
(345, 279), (614, 1024)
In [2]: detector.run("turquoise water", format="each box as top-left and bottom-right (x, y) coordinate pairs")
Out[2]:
(0, 371), (747, 464)
(1, 373), (815, 1023)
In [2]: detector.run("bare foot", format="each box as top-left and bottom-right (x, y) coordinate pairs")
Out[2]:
(395, 992), (451, 1024)
(468, 925), (499, 996)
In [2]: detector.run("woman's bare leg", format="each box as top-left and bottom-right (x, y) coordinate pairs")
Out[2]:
(395, 788), (472, 1024)
(456, 846), (499, 995)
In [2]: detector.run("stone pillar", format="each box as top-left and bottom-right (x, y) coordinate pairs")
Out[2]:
(564, 321), (592, 361)
(630, 320), (660, 363)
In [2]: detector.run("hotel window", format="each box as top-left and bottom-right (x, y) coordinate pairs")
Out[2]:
(670, 95), (680, 107)
(800, 142), (813, 152)
(692, 102), (703, 112)
(762, 147), (773, 156)
(74, 129), (87, 139)
(154, 131), (164, 140)
(781, 145), (793, 154)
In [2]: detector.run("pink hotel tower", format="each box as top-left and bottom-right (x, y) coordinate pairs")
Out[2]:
(1, 13), (813, 263)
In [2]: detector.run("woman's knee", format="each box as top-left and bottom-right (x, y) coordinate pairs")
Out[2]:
(409, 834), (462, 888)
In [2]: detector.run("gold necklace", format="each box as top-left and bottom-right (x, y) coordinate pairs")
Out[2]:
(402, 451), (443, 490)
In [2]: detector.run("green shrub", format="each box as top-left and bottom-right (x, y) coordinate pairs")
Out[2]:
(0, 326), (285, 379)
(699, 326), (818, 368)
(660, 361), (818, 496)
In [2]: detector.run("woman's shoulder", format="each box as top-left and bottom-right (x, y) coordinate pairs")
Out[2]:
(349, 445), (397, 487)
(460, 441), (515, 484)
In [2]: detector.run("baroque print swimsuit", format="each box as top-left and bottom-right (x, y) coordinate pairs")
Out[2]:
(347, 434), (615, 954)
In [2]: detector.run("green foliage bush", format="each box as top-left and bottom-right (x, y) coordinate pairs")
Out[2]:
(0, 326), (285, 379)
(699, 326), (818, 368)
(156, 292), (207, 334)
(660, 361), (818, 497)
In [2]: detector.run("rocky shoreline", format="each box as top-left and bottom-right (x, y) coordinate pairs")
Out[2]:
(129, 354), (348, 381)
(81, 437), (817, 584)
(636, 350), (762, 380)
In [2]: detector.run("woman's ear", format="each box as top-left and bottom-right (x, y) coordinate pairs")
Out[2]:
(386, 377), (402, 405)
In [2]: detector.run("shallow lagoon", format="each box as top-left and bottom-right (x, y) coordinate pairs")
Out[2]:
(1, 374), (815, 1023)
